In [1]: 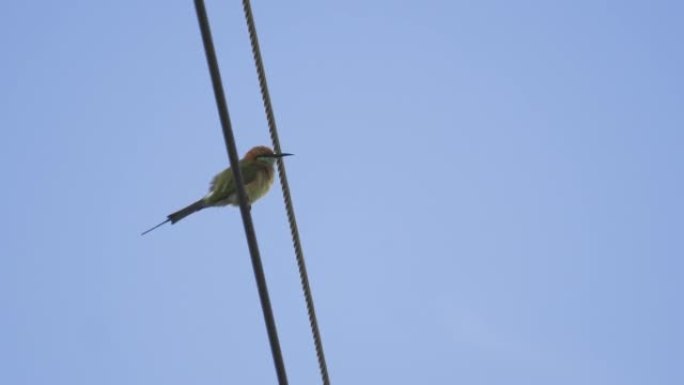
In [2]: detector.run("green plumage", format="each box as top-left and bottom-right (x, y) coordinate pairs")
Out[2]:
(141, 156), (277, 236)
(204, 158), (274, 206)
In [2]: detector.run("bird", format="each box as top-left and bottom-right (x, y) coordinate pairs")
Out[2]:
(142, 145), (292, 235)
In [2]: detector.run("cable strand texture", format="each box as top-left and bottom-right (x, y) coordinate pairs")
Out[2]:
(241, 1), (331, 384)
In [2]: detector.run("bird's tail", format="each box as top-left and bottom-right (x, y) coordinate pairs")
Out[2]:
(141, 199), (207, 236)
(167, 198), (207, 224)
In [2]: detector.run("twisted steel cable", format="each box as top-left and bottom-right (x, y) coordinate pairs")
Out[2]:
(241, 1), (331, 384)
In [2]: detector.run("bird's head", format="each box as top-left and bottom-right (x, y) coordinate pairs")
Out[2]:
(244, 145), (293, 164)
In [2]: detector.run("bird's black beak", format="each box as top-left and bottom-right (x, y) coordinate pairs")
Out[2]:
(272, 153), (293, 158)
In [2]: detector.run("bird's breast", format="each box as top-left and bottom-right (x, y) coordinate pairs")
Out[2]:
(246, 167), (275, 203)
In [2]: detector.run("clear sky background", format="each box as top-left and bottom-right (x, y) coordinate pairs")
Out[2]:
(1, 1), (682, 384)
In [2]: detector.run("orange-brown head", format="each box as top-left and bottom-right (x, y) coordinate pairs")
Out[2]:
(243, 145), (293, 162)
(243, 145), (274, 160)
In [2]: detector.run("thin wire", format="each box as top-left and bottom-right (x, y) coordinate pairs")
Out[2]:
(241, 1), (331, 384)
(193, 1), (289, 384)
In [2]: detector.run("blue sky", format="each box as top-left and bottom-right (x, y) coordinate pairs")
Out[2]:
(1, 1), (682, 384)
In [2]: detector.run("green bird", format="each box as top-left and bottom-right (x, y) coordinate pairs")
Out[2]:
(142, 145), (292, 235)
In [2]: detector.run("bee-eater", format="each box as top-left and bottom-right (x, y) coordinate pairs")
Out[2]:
(142, 145), (292, 235)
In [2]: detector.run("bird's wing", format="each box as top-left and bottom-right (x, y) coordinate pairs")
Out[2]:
(209, 168), (233, 195)
(207, 161), (260, 203)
